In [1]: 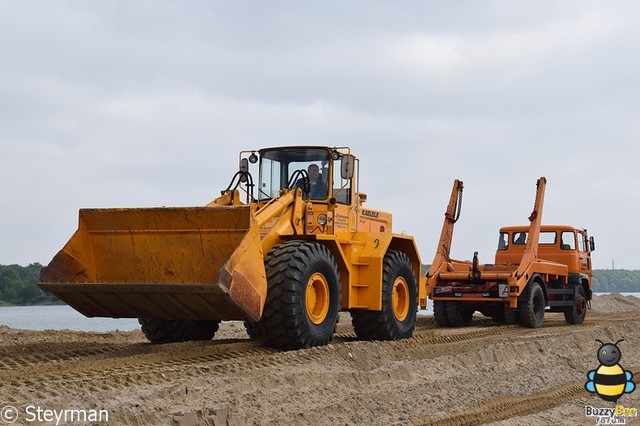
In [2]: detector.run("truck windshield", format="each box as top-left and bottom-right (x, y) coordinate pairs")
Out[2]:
(258, 148), (330, 201)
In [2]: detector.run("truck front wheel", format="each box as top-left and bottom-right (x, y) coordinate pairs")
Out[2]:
(564, 285), (587, 324)
(518, 281), (545, 328)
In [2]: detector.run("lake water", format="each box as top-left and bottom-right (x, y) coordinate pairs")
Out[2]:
(0, 305), (141, 332)
(0, 292), (638, 332)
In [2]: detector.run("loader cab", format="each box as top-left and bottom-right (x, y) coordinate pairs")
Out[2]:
(251, 146), (355, 206)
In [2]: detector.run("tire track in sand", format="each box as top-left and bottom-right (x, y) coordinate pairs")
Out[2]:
(2, 308), (639, 406)
(410, 366), (640, 426)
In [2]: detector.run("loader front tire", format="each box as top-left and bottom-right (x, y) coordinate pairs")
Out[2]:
(260, 241), (341, 350)
(518, 281), (545, 328)
(244, 321), (263, 340)
(139, 319), (219, 344)
(351, 250), (417, 340)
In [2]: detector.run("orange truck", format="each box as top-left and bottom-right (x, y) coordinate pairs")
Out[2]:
(425, 177), (596, 328)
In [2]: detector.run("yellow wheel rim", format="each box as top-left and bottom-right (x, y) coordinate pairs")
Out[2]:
(392, 277), (410, 321)
(306, 272), (330, 325)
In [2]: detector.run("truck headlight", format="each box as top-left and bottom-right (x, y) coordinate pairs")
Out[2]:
(317, 214), (328, 226)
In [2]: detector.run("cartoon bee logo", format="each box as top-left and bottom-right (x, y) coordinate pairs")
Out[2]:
(585, 339), (636, 402)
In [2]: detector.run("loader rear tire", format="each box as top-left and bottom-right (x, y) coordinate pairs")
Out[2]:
(351, 250), (417, 340)
(139, 319), (219, 344)
(518, 281), (545, 328)
(260, 241), (341, 350)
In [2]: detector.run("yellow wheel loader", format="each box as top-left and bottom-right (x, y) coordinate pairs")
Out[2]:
(426, 177), (595, 328)
(39, 147), (422, 350)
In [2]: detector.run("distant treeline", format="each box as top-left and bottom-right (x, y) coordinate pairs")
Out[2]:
(591, 269), (640, 293)
(0, 264), (638, 306)
(0, 263), (60, 306)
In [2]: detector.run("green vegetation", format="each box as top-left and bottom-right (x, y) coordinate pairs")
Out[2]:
(592, 269), (640, 293)
(0, 264), (638, 307)
(0, 263), (61, 306)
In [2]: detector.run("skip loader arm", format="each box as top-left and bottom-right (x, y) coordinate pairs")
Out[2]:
(506, 177), (550, 307)
(425, 179), (463, 295)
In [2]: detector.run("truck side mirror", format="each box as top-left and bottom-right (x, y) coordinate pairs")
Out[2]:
(341, 154), (355, 179)
(589, 236), (596, 252)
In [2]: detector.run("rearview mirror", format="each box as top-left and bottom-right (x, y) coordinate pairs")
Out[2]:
(341, 154), (355, 180)
(589, 236), (596, 252)
(240, 158), (249, 182)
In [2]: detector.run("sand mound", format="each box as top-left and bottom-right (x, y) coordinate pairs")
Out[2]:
(0, 293), (638, 425)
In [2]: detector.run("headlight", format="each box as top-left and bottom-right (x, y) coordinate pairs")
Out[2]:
(317, 214), (328, 226)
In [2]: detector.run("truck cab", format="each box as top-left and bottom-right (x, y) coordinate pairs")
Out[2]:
(496, 225), (595, 299)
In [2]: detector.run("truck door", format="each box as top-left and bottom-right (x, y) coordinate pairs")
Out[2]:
(577, 231), (591, 275)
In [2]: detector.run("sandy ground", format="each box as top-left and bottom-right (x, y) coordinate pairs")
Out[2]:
(0, 294), (639, 425)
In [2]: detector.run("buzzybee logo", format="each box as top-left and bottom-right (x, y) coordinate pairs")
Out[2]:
(585, 339), (635, 403)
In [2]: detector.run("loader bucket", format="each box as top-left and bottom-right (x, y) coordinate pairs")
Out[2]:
(39, 206), (267, 322)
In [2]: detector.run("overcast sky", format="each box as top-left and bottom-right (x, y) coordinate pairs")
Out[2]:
(1, 1), (639, 270)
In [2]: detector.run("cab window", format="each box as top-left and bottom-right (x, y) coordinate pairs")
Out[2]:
(578, 232), (588, 252)
(512, 232), (527, 245)
(258, 148), (329, 201)
(539, 231), (556, 245)
(498, 232), (509, 250)
(561, 231), (576, 250)
(258, 157), (281, 199)
(332, 155), (352, 205)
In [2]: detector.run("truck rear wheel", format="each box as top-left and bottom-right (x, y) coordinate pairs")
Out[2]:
(260, 241), (341, 350)
(564, 285), (587, 324)
(351, 250), (417, 340)
(492, 304), (519, 325)
(445, 301), (473, 327)
(518, 281), (545, 328)
(139, 319), (220, 344)
(433, 300), (449, 326)
(433, 300), (473, 327)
